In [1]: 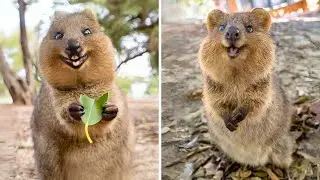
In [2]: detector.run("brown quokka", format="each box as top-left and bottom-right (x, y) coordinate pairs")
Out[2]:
(31, 9), (135, 180)
(198, 8), (293, 167)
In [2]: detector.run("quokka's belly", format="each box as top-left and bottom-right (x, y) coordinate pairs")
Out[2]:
(63, 146), (129, 180)
(207, 114), (272, 166)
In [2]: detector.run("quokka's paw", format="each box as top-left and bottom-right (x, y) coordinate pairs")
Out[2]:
(231, 106), (249, 124)
(101, 104), (118, 121)
(222, 114), (238, 132)
(222, 107), (249, 132)
(67, 102), (84, 121)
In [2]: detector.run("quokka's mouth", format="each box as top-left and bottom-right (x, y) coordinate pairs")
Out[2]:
(60, 53), (88, 69)
(227, 46), (241, 58)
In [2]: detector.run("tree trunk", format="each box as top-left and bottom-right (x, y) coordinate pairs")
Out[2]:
(0, 0), (35, 105)
(18, 0), (35, 93)
(0, 48), (32, 105)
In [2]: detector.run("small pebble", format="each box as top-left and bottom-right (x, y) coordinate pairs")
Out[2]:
(161, 127), (171, 134)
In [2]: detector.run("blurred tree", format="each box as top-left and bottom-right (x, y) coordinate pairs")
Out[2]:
(0, 0), (35, 104)
(146, 74), (158, 95)
(178, 0), (206, 5)
(0, 32), (23, 72)
(70, 0), (159, 74)
(116, 77), (134, 94)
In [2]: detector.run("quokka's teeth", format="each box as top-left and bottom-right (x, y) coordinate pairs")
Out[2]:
(72, 61), (81, 66)
(230, 47), (238, 54)
(71, 56), (79, 60)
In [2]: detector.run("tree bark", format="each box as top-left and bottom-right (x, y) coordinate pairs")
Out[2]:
(18, 0), (34, 90)
(0, 48), (32, 105)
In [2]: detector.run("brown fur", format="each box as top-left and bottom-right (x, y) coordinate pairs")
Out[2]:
(198, 9), (293, 167)
(31, 9), (135, 180)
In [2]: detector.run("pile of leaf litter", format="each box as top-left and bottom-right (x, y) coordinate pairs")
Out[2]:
(163, 96), (320, 180)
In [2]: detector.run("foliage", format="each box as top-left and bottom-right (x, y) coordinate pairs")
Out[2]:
(178, 0), (207, 5)
(116, 76), (158, 96)
(70, 0), (159, 74)
(0, 79), (5, 95)
(0, 32), (23, 72)
(116, 76), (134, 94)
(147, 74), (158, 95)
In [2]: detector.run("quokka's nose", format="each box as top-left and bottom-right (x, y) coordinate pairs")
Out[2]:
(225, 26), (240, 44)
(65, 39), (82, 57)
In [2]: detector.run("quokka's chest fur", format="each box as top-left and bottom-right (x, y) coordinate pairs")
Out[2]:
(203, 75), (272, 114)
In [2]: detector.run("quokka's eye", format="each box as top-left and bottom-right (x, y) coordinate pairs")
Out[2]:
(246, 25), (253, 33)
(82, 28), (92, 36)
(218, 25), (225, 31)
(54, 32), (63, 40)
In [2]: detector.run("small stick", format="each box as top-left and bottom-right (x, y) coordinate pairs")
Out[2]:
(164, 146), (212, 167)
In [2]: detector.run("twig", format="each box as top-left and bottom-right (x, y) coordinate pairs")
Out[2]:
(164, 146), (212, 167)
(116, 49), (148, 70)
(198, 139), (211, 145)
(263, 167), (279, 180)
(192, 152), (214, 175)
(317, 163), (319, 180)
(162, 138), (184, 145)
(134, 19), (158, 31)
(296, 151), (320, 164)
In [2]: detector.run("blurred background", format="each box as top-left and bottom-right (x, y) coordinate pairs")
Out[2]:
(0, 0), (158, 104)
(162, 0), (320, 23)
(161, 0), (320, 180)
(0, 1), (159, 179)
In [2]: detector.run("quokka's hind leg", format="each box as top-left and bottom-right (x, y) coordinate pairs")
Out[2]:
(269, 134), (293, 168)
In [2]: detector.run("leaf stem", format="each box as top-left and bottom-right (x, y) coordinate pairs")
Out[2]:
(85, 100), (95, 144)
(85, 122), (93, 144)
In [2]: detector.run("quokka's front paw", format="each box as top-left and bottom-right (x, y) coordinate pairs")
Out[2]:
(101, 104), (118, 121)
(67, 102), (84, 121)
(222, 114), (238, 132)
(222, 107), (249, 132)
(231, 106), (249, 124)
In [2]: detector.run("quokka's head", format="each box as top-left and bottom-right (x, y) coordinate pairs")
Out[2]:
(40, 9), (115, 89)
(199, 8), (274, 82)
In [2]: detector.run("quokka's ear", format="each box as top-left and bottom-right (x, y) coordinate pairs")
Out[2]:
(251, 8), (271, 31)
(82, 9), (97, 22)
(206, 9), (225, 32)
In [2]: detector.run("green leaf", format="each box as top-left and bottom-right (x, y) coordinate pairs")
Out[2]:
(79, 93), (109, 126)
(96, 93), (109, 108)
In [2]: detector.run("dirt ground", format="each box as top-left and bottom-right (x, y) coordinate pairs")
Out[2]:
(161, 20), (320, 180)
(0, 98), (159, 180)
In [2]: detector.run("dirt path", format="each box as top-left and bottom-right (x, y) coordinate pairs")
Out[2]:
(0, 98), (159, 180)
(162, 21), (320, 180)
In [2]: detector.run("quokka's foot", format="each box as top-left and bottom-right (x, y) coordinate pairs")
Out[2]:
(270, 135), (293, 168)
